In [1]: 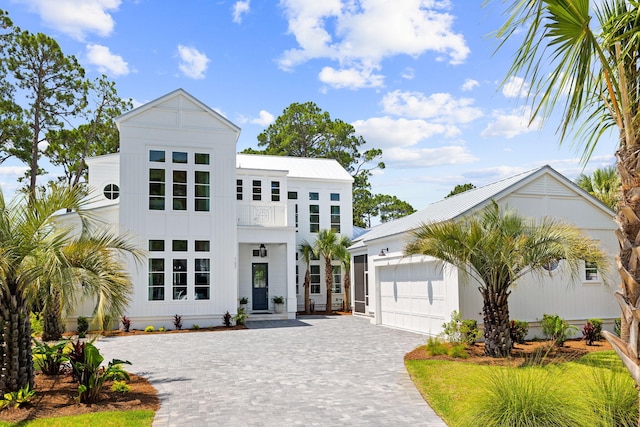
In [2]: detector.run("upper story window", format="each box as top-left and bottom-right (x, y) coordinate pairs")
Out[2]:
(331, 205), (341, 233)
(195, 153), (209, 165)
(253, 180), (262, 201)
(330, 193), (340, 201)
(103, 184), (119, 200)
(172, 151), (188, 163)
(271, 181), (280, 201)
(585, 261), (599, 282)
(172, 240), (188, 251)
(195, 240), (210, 251)
(149, 168), (166, 210)
(173, 170), (187, 210)
(195, 171), (210, 212)
(149, 150), (165, 162)
(310, 204), (320, 233)
(237, 179), (243, 200)
(288, 191), (298, 200)
(309, 192), (319, 201)
(149, 240), (165, 251)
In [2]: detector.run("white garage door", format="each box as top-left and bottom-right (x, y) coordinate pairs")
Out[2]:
(378, 261), (449, 336)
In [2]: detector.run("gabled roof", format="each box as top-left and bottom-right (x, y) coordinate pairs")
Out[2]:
(352, 165), (615, 247)
(115, 88), (241, 133)
(236, 154), (353, 182)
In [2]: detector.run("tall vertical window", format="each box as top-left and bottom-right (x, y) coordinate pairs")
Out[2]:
(148, 259), (165, 301)
(173, 170), (187, 210)
(173, 259), (187, 300)
(585, 261), (599, 281)
(237, 179), (243, 200)
(149, 168), (165, 210)
(195, 153), (209, 165)
(172, 151), (187, 163)
(310, 265), (321, 294)
(271, 181), (280, 201)
(332, 265), (342, 293)
(149, 150), (165, 162)
(309, 192), (319, 201)
(253, 180), (262, 201)
(296, 264), (299, 294)
(295, 204), (299, 229)
(310, 204), (320, 232)
(330, 205), (341, 232)
(195, 258), (210, 300)
(195, 171), (210, 211)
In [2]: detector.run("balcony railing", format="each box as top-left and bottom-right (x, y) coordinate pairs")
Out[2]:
(237, 202), (288, 227)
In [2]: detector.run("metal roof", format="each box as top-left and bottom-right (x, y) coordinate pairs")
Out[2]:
(236, 154), (354, 182)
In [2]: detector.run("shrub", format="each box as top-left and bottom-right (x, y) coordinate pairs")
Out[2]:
(447, 344), (469, 359)
(233, 308), (247, 326)
(441, 310), (481, 345)
(121, 316), (131, 332)
(509, 320), (529, 344)
(588, 318), (603, 341)
(30, 312), (43, 338)
(541, 314), (577, 346)
(614, 318), (621, 337)
(111, 380), (131, 393)
(461, 319), (482, 345)
(77, 316), (89, 338)
(0, 384), (36, 409)
(192, 324), (200, 330)
(271, 295), (285, 304)
(144, 325), (154, 333)
(582, 321), (597, 346)
(239, 297), (248, 305)
(173, 314), (183, 330)
(158, 327), (165, 332)
(32, 339), (68, 375)
(426, 337), (448, 356)
(223, 311), (232, 327)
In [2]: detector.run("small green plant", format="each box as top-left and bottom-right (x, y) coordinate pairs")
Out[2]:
(173, 314), (183, 330)
(144, 325), (154, 333)
(588, 318), (603, 341)
(32, 339), (69, 375)
(223, 311), (232, 327)
(509, 320), (529, 344)
(441, 310), (482, 345)
(614, 318), (621, 337)
(158, 326), (165, 332)
(271, 295), (285, 304)
(30, 312), (43, 337)
(233, 307), (247, 326)
(426, 337), (448, 356)
(0, 384), (36, 409)
(541, 313), (577, 346)
(77, 316), (89, 338)
(192, 324), (200, 330)
(121, 316), (131, 332)
(111, 380), (131, 393)
(447, 344), (469, 359)
(239, 297), (248, 305)
(460, 319), (482, 345)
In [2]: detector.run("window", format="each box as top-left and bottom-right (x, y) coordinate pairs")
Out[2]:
(195, 171), (210, 211)
(330, 193), (340, 201)
(310, 204), (319, 233)
(253, 180), (262, 201)
(149, 240), (164, 251)
(172, 259), (187, 300)
(149, 150), (165, 162)
(288, 191), (298, 200)
(330, 205), (340, 232)
(195, 240), (210, 251)
(148, 258), (165, 301)
(309, 192), (319, 201)
(310, 265), (321, 294)
(585, 261), (599, 281)
(195, 153), (209, 165)
(332, 265), (342, 293)
(237, 179), (243, 200)
(296, 264), (299, 295)
(173, 170), (187, 210)
(149, 168), (165, 210)
(172, 240), (188, 251)
(103, 184), (119, 200)
(271, 181), (280, 201)
(194, 258), (210, 300)
(295, 204), (299, 229)
(172, 151), (187, 163)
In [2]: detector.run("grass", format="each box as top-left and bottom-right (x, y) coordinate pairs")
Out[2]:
(0, 409), (155, 427)
(406, 350), (638, 427)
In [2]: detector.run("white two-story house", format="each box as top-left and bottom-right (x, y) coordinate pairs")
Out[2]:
(74, 89), (353, 329)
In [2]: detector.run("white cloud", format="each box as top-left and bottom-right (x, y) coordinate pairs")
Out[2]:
(16, 0), (120, 41)
(232, 1), (251, 24)
(238, 110), (274, 126)
(319, 66), (384, 89)
(481, 107), (541, 139)
(461, 78), (479, 91)
(278, 0), (469, 88)
(401, 67), (415, 80)
(353, 116), (459, 149)
(85, 44), (129, 76)
(383, 145), (477, 168)
(381, 90), (483, 124)
(502, 76), (529, 98)
(177, 45), (210, 79)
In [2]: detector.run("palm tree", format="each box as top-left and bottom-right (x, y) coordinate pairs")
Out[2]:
(404, 202), (608, 357)
(0, 186), (141, 394)
(492, 0), (640, 392)
(335, 236), (352, 312)
(576, 166), (620, 210)
(299, 239), (315, 314)
(314, 229), (339, 314)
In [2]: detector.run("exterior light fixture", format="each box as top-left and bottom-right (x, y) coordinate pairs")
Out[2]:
(259, 244), (267, 257)
(379, 248), (388, 256)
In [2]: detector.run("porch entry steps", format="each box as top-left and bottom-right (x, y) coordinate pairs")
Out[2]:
(246, 312), (289, 321)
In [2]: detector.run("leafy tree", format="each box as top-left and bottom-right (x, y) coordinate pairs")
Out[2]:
(314, 229), (340, 314)
(299, 239), (315, 314)
(575, 166), (620, 210)
(3, 23), (87, 196)
(0, 185), (141, 394)
(374, 194), (416, 223)
(492, 0), (640, 395)
(353, 188), (416, 228)
(335, 235), (352, 311)
(446, 183), (476, 198)
(404, 202), (607, 357)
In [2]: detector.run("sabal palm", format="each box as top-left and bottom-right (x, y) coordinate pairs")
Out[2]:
(299, 239), (315, 314)
(335, 236), (352, 312)
(314, 229), (339, 313)
(493, 0), (640, 387)
(576, 166), (620, 210)
(404, 202), (607, 357)
(0, 186), (141, 394)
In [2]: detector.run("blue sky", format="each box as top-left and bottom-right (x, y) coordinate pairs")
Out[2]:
(1, 0), (618, 209)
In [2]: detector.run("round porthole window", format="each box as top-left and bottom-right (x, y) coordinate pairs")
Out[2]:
(542, 259), (559, 272)
(103, 184), (120, 200)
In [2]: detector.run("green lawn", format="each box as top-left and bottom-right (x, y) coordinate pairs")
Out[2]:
(406, 350), (638, 427)
(0, 409), (155, 427)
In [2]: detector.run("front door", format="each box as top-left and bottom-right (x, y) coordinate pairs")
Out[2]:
(252, 263), (268, 310)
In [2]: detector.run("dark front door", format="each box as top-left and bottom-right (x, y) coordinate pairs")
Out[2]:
(354, 255), (367, 314)
(252, 263), (268, 310)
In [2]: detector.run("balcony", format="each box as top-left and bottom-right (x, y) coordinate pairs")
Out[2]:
(237, 202), (288, 227)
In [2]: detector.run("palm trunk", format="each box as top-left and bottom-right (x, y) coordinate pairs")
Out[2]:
(325, 258), (333, 314)
(0, 292), (34, 394)
(480, 286), (512, 358)
(42, 289), (64, 341)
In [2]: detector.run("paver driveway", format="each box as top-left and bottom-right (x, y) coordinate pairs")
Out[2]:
(96, 315), (447, 426)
